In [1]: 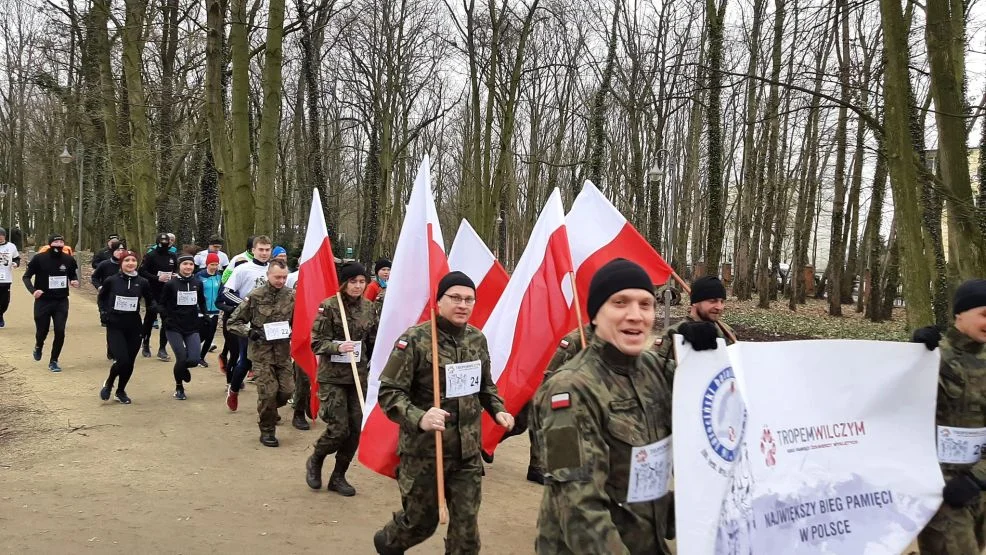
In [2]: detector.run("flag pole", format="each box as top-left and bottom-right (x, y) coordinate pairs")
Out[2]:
(569, 272), (587, 349)
(669, 270), (737, 343)
(336, 294), (365, 411)
(430, 305), (450, 524)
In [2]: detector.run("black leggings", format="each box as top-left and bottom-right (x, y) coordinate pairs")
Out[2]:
(199, 315), (219, 360)
(220, 318), (240, 383)
(0, 283), (10, 317)
(35, 297), (69, 362)
(141, 303), (167, 350)
(166, 330), (201, 387)
(106, 320), (142, 392)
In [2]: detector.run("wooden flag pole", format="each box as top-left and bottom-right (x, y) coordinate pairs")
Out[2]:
(569, 272), (587, 348)
(336, 294), (365, 411)
(668, 271), (737, 343)
(430, 305), (449, 524)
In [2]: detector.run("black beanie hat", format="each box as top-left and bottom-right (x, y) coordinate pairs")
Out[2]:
(48, 234), (64, 245)
(587, 259), (653, 321)
(339, 262), (367, 284)
(177, 254), (194, 265)
(690, 276), (727, 304)
(954, 279), (986, 315)
(375, 258), (392, 274)
(437, 271), (476, 301)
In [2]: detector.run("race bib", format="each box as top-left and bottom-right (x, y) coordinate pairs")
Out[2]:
(177, 291), (197, 306)
(0, 266), (10, 284)
(157, 271), (173, 281)
(48, 276), (67, 289)
(626, 436), (673, 503)
(263, 321), (291, 340)
(329, 341), (362, 364)
(937, 425), (986, 464)
(114, 296), (138, 312)
(445, 360), (482, 398)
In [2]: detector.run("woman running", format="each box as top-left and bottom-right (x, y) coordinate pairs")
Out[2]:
(159, 254), (207, 400)
(97, 250), (153, 404)
(196, 252), (223, 367)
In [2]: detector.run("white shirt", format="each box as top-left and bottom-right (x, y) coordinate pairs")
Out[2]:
(286, 271), (299, 289)
(225, 260), (270, 298)
(0, 242), (19, 284)
(194, 249), (230, 269)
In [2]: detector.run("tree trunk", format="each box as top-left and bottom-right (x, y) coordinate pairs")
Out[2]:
(865, 131), (888, 321)
(704, 0), (727, 276)
(255, 0), (286, 234)
(756, 0), (784, 309)
(122, 0), (155, 246)
(224, 0), (255, 249)
(826, 0), (850, 317)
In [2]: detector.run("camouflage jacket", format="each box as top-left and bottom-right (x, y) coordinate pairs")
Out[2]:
(228, 283), (295, 359)
(311, 293), (379, 384)
(378, 317), (506, 459)
(654, 315), (736, 380)
(543, 328), (593, 380)
(532, 336), (673, 555)
(937, 326), (986, 480)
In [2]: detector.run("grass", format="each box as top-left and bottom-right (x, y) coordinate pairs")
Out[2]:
(721, 297), (909, 342)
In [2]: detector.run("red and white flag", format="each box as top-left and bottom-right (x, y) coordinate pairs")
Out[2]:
(290, 189), (340, 421)
(360, 156), (448, 478)
(480, 188), (574, 454)
(447, 219), (509, 329)
(567, 180), (673, 323)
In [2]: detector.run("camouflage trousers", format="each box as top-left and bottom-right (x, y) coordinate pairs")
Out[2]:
(377, 454), (483, 554)
(292, 363), (313, 418)
(255, 360), (294, 434)
(918, 492), (986, 555)
(312, 381), (363, 462)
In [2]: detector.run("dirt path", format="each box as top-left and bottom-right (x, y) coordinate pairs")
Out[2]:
(0, 269), (541, 554)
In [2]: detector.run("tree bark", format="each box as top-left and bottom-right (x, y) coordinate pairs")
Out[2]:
(703, 0), (727, 275)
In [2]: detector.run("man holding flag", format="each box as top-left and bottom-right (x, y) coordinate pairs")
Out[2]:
(372, 271), (514, 555)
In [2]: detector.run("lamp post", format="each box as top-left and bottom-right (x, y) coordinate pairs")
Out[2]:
(59, 138), (84, 251)
(495, 211), (504, 260)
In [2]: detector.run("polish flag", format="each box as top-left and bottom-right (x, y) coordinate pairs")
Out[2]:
(359, 156), (448, 478)
(447, 219), (509, 329)
(480, 188), (574, 453)
(290, 189), (340, 420)
(567, 181), (673, 323)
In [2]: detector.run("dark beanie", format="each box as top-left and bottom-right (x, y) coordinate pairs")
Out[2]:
(954, 279), (986, 315)
(339, 262), (367, 283)
(437, 271), (475, 300)
(48, 234), (64, 244)
(177, 254), (194, 265)
(587, 259), (653, 320)
(375, 258), (392, 274)
(690, 276), (727, 304)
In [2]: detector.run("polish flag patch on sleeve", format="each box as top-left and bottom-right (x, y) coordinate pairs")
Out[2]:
(559, 339), (570, 349)
(551, 392), (571, 410)
(395, 339), (408, 351)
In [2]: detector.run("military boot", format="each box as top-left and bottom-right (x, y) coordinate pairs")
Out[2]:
(373, 530), (404, 555)
(292, 410), (310, 430)
(526, 465), (545, 485)
(306, 453), (325, 490)
(259, 432), (279, 447)
(327, 457), (356, 496)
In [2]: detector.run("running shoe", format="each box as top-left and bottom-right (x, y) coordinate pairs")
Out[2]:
(174, 389), (187, 401)
(100, 382), (111, 401)
(157, 348), (171, 362)
(225, 387), (238, 412)
(48, 361), (62, 373)
(115, 391), (132, 404)
(32, 346), (42, 361)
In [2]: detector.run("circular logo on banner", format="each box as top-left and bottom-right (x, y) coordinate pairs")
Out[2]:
(702, 366), (746, 462)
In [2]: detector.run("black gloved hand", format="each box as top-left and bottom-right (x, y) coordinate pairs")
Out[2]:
(911, 326), (941, 351)
(248, 328), (264, 341)
(674, 321), (719, 351)
(943, 474), (983, 507)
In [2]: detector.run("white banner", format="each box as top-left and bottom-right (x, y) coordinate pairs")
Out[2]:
(673, 338), (943, 555)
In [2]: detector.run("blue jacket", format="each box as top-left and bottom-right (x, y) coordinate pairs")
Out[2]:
(196, 269), (222, 314)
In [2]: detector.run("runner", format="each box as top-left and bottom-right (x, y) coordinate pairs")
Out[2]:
(97, 250), (154, 404)
(22, 234), (80, 372)
(196, 252), (223, 367)
(91, 240), (126, 289)
(138, 233), (178, 360)
(221, 236), (254, 283)
(91, 234), (120, 269)
(364, 258), (390, 303)
(219, 235), (273, 410)
(159, 255), (207, 400)
(194, 236), (229, 272)
(0, 227), (21, 328)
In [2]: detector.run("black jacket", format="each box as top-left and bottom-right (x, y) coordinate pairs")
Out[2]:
(91, 247), (114, 269)
(138, 247), (178, 294)
(22, 250), (79, 301)
(97, 272), (153, 327)
(159, 273), (207, 334)
(92, 258), (121, 289)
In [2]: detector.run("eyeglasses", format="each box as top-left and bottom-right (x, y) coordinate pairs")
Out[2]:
(443, 294), (476, 306)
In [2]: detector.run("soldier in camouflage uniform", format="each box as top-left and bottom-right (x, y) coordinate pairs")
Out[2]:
(914, 279), (986, 555)
(532, 259), (695, 554)
(373, 271), (514, 555)
(654, 275), (736, 379)
(305, 262), (379, 496)
(227, 259), (295, 447)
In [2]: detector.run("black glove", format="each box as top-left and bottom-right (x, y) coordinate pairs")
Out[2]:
(911, 326), (941, 351)
(943, 474), (983, 507)
(248, 328), (264, 341)
(674, 321), (719, 351)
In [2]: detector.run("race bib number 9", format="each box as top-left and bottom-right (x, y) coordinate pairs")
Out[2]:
(114, 296), (138, 312)
(263, 321), (291, 340)
(627, 435), (673, 503)
(937, 425), (986, 464)
(329, 341), (362, 364)
(177, 291), (197, 306)
(48, 276), (67, 289)
(445, 360), (482, 398)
